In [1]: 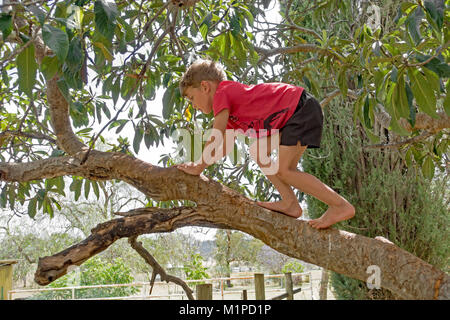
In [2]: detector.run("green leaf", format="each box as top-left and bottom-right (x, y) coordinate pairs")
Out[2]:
(390, 66), (398, 83)
(65, 37), (83, 73)
(386, 83), (410, 136)
(337, 68), (348, 99)
(94, 0), (118, 41)
(28, 197), (37, 218)
(230, 14), (241, 37)
(40, 55), (59, 80)
(199, 24), (208, 40)
(401, 2), (417, 13)
(444, 81), (450, 116)
(144, 130), (153, 149)
(224, 32), (231, 59)
(121, 76), (137, 99)
(421, 156), (434, 179)
(84, 179), (91, 199)
(92, 181), (100, 199)
(362, 95), (372, 129)
(102, 102), (111, 119)
(424, 0), (443, 29)
(70, 178), (82, 201)
(408, 69), (438, 119)
(395, 72), (410, 119)
(133, 127), (143, 154)
(405, 7), (423, 45)
(93, 41), (114, 62)
(112, 76), (120, 106)
(405, 147), (414, 167)
(42, 24), (69, 63)
(405, 82), (415, 128)
(162, 86), (175, 120)
(0, 13), (12, 39)
(421, 67), (440, 93)
(115, 119), (128, 134)
(57, 77), (71, 104)
(17, 44), (38, 98)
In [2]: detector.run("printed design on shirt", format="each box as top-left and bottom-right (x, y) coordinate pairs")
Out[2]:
(263, 108), (289, 130)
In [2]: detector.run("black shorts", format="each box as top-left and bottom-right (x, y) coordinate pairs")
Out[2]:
(280, 90), (323, 148)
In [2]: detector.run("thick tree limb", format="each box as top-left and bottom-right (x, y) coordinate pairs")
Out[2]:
(128, 236), (195, 300)
(34, 198), (449, 299)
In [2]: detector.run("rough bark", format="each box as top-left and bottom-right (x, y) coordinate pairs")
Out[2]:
(31, 202), (449, 300)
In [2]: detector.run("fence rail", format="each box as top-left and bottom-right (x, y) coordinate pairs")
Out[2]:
(8, 272), (313, 300)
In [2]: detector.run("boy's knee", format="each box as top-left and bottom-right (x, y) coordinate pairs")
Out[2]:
(276, 168), (291, 182)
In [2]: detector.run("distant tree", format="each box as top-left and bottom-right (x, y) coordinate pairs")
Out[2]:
(30, 256), (138, 299)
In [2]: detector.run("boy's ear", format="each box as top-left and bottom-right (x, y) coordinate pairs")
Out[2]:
(200, 80), (210, 92)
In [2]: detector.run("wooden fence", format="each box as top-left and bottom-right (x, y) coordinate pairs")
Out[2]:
(7, 271), (312, 300)
(196, 272), (303, 300)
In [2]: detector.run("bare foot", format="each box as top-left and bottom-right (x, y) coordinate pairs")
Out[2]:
(308, 202), (355, 229)
(256, 200), (303, 218)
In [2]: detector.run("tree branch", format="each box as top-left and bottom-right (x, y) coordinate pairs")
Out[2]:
(363, 131), (434, 150)
(0, 130), (57, 144)
(128, 236), (195, 300)
(34, 201), (450, 299)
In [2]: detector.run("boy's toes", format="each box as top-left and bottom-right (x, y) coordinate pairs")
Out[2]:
(309, 219), (324, 229)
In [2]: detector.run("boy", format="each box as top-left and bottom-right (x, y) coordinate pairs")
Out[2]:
(175, 59), (355, 229)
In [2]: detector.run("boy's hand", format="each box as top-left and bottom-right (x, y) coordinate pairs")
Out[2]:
(175, 162), (206, 175)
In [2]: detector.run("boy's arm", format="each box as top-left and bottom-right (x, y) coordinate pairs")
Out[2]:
(202, 108), (231, 166)
(177, 109), (231, 175)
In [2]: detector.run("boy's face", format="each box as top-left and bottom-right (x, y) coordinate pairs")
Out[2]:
(184, 81), (216, 114)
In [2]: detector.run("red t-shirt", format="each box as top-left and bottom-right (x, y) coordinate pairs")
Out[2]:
(212, 81), (304, 137)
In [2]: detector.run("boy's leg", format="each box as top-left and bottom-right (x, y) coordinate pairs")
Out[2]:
(276, 142), (355, 229)
(250, 134), (302, 218)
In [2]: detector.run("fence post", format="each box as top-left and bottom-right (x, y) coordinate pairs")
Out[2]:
(285, 273), (293, 300)
(254, 273), (265, 300)
(242, 289), (248, 300)
(0, 260), (18, 300)
(196, 283), (212, 300)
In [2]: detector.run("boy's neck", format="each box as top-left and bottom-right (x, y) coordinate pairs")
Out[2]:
(208, 80), (220, 96)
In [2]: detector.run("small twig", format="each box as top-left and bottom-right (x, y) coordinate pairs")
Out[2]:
(406, 41), (450, 67)
(363, 131), (433, 150)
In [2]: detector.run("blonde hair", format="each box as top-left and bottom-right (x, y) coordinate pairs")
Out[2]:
(179, 59), (226, 96)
